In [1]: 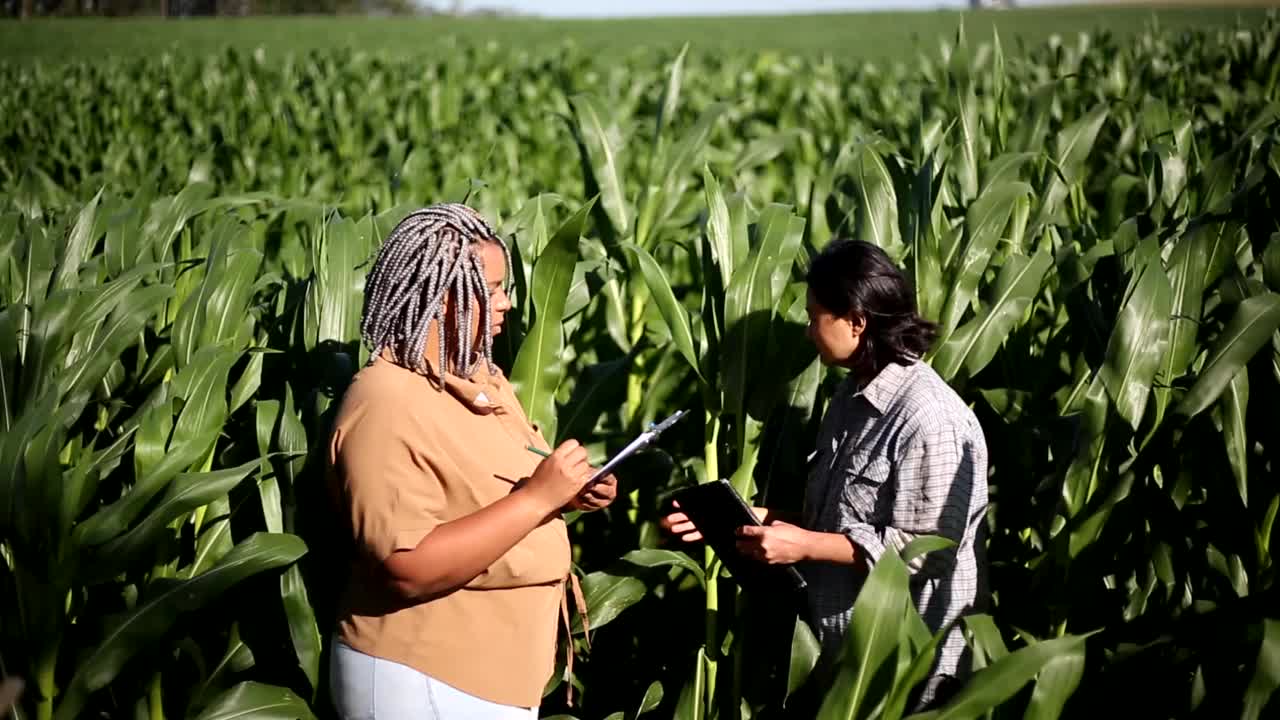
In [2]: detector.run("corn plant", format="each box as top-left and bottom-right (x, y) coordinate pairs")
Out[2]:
(4, 12), (1280, 720)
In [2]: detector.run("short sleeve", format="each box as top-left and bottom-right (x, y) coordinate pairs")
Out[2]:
(330, 409), (445, 563)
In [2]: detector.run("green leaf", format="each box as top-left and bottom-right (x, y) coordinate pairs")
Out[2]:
(848, 140), (902, 256)
(954, 82), (981, 205)
(722, 204), (806, 421)
(964, 614), (1010, 670)
(188, 622), (255, 713)
(306, 214), (364, 351)
(921, 634), (1091, 720)
(278, 383), (308, 486)
(702, 166), (736, 290)
(1153, 222), (1239, 425)
(189, 495), (234, 577)
(883, 621), (953, 720)
(618, 548), (705, 586)
(280, 564), (321, 695)
(569, 94), (630, 237)
(574, 570), (647, 635)
(51, 187), (103, 291)
(192, 681), (317, 720)
(18, 287), (77, 409)
(655, 43), (688, 141)
(1022, 647), (1086, 720)
(1264, 233), (1280, 292)
(902, 535), (958, 565)
(624, 242), (701, 380)
(1243, 619), (1280, 720)
(1069, 471), (1135, 559)
(88, 459), (261, 579)
(939, 181), (1033, 338)
(1060, 372), (1108, 517)
(61, 427), (135, 543)
(1223, 367), (1249, 507)
(1034, 105), (1109, 228)
(203, 241), (262, 350)
(932, 247), (1051, 381)
(635, 679), (664, 718)
(76, 346), (239, 545)
(674, 646), (707, 720)
(64, 284), (174, 403)
(1177, 292), (1280, 418)
(816, 534), (911, 720)
(788, 615), (821, 700)
(1100, 253), (1173, 430)
(510, 199), (594, 442)
(908, 157), (946, 323)
(54, 533), (307, 720)
(228, 349), (265, 417)
(981, 152), (1038, 192)
(735, 128), (804, 175)
(650, 102), (726, 237)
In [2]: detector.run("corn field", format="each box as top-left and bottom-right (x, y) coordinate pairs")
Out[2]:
(2, 12), (1280, 720)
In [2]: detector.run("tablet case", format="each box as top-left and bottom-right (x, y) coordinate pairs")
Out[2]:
(670, 480), (808, 595)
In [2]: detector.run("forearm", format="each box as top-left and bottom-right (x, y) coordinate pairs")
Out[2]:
(802, 530), (859, 565)
(383, 489), (554, 600)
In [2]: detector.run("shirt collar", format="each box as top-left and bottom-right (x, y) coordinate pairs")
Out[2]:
(852, 359), (917, 414)
(378, 348), (505, 415)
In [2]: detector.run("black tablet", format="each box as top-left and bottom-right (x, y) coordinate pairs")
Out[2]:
(670, 480), (808, 595)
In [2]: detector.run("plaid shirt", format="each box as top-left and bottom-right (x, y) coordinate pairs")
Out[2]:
(800, 359), (990, 707)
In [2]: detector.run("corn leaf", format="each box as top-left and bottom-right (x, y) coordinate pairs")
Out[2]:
(511, 199), (593, 442)
(932, 246), (1051, 381)
(1022, 648), (1087, 720)
(53, 532), (307, 720)
(939, 181), (1032, 339)
(87, 459), (261, 580)
(192, 681), (317, 720)
(624, 242), (701, 380)
(569, 94), (630, 238)
(722, 204), (805, 420)
(1177, 292), (1280, 419)
(816, 533), (912, 720)
(1100, 252), (1173, 431)
(1223, 366), (1250, 508)
(788, 616), (821, 700)
(1243, 620), (1280, 720)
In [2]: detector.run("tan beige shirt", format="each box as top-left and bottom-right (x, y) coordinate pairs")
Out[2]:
(326, 351), (571, 707)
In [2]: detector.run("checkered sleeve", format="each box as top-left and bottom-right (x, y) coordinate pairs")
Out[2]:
(839, 419), (976, 578)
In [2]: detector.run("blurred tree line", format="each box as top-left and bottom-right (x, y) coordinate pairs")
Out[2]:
(2, 0), (507, 18)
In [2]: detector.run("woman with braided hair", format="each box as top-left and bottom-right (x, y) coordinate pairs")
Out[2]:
(325, 203), (617, 719)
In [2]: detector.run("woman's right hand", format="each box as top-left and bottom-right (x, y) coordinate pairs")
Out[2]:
(523, 439), (593, 513)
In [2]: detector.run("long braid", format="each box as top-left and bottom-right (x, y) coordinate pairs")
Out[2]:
(360, 203), (511, 380)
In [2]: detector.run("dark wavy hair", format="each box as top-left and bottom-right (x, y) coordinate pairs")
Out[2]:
(804, 239), (938, 379)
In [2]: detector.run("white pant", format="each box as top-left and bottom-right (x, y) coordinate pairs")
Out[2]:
(329, 640), (539, 720)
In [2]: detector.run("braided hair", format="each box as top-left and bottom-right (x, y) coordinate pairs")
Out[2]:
(360, 203), (512, 380)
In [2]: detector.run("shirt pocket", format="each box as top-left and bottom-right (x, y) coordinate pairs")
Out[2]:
(838, 453), (894, 525)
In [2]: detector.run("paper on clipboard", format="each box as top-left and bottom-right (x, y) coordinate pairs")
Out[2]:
(588, 409), (687, 484)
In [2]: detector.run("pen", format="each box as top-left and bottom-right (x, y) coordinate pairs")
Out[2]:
(526, 445), (551, 458)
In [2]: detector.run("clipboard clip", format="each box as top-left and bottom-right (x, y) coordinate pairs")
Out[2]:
(647, 409), (688, 436)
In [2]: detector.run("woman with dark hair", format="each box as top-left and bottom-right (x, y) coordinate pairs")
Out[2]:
(662, 239), (989, 711)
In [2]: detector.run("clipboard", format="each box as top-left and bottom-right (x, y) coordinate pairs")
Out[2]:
(586, 409), (688, 485)
(669, 480), (808, 595)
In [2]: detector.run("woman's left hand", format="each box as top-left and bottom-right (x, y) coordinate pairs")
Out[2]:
(735, 521), (812, 565)
(569, 474), (618, 512)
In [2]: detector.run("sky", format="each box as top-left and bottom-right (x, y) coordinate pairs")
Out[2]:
(464, 0), (1062, 18)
